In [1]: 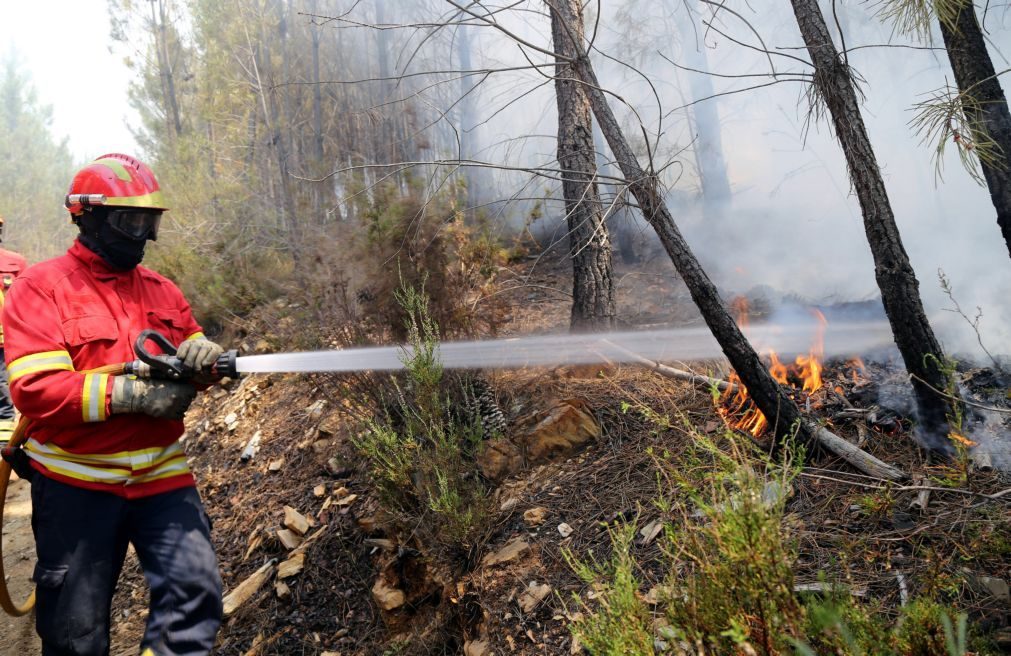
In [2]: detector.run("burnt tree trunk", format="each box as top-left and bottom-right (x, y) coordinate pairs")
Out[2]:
(938, 1), (1011, 258)
(548, 0), (616, 331)
(545, 0), (800, 438)
(151, 0), (182, 139)
(790, 0), (957, 442)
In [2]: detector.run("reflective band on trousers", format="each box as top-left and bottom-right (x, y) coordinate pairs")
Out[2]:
(8, 350), (74, 381)
(24, 438), (191, 485)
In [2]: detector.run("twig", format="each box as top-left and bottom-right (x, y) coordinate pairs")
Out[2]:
(909, 373), (1011, 414)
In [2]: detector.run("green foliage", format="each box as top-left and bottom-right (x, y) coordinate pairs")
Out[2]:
(659, 433), (805, 654)
(0, 56), (76, 263)
(911, 83), (1005, 186)
(564, 522), (656, 656)
(876, 0), (964, 37)
(353, 282), (488, 546)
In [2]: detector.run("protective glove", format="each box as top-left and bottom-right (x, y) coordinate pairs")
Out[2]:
(111, 377), (197, 420)
(175, 337), (225, 372)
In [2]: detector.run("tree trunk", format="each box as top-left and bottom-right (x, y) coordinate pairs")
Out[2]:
(546, 0), (802, 441)
(672, 0), (731, 211)
(548, 0), (616, 332)
(457, 22), (480, 215)
(938, 1), (1011, 258)
(790, 0), (957, 443)
(151, 0), (182, 138)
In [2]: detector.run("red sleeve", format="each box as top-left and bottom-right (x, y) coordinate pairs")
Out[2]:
(167, 279), (204, 342)
(2, 277), (113, 426)
(13, 253), (27, 278)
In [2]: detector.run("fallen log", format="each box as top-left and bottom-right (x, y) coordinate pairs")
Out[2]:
(621, 346), (907, 482)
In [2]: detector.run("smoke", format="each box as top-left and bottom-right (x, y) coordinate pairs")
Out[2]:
(447, 1), (1011, 363)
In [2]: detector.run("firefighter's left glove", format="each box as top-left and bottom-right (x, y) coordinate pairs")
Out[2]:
(175, 337), (225, 373)
(111, 377), (197, 420)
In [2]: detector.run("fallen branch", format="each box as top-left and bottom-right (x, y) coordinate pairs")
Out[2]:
(618, 345), (907, 482)
(603, 339), (735, 391)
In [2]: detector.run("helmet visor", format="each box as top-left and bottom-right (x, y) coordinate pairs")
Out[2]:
(106, 209), (162, 241)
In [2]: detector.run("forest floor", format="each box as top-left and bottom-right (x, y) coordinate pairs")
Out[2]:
(1, 246), (1009, 655)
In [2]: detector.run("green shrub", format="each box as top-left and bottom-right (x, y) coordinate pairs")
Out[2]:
(352, 282), (488, 547)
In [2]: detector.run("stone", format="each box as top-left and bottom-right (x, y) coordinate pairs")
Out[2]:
(277, 552), (305, 579)
(313, 484), (326, 497)
(557, 523), (573, 538)
(518, 581), (552, 613)
(463, 639), (490, 656)
(980, 576), (1010, 602)
(371, 578), (406, 611)
(500, 497), (519, 512)
(638, 520), (662, 545)
(274, 581), (291, 599)
(283, 506), (310, 536)
(268, 457), (285, 472)
(306, 400), (327, 421)
(276, 529), (303, 550)
(482, 538), (529, 567)
(523, 507), (549, 527)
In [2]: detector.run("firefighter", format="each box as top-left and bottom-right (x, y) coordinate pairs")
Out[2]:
(1, 154), (224, 656)
(0, 215), (28, 445)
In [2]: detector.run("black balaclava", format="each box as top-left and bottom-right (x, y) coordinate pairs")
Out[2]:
(78, 209), (147, 270)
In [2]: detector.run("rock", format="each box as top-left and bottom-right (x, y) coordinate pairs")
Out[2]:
(979, 576), (1010, 603)
(334, 486), (350, 498)
(240, 431), (262, 462)
(283, 506), (310, 536)
(518, 581), (552, 613)
(224, 412), (238, 426)
(371, 578), (406, 611)
(482, 538), (530, 567)
(570, 635), (584, 654)
(276, 529), (303, 550)
(334, 494), (358, 507)
(557, 523), (573, 538)
(313, 484), (326, 497)
(254, 339), (270, 353)
(277, 552), (305, 579)
(267, 457), (285, 472)
(311, 440), (332, 455)
(500, 497), (519, 512)
(476, 438), (523, 481)
(524, 507), (549, 527)
(464, 639), (490, 656)
(317, 414), (341, 438)
(479, 399), (600, 480)
(274, 581), (290, 599)
(222, 560), (276, 616)
(638, 520), (662, 545)
(306, 400), (327, 421)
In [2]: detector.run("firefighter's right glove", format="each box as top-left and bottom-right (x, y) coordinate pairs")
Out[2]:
(111, 377), (197, 420)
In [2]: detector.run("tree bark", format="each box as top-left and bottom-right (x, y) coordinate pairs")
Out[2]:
(790, 0), (957, 443)
(937, 1), (1011, 259)
(151, 0), (182, 138)
(548, 0), (616, 331)
(546, 0), (803, 443)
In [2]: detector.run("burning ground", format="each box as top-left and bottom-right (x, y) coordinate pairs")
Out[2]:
(83, 253), (1011, 654)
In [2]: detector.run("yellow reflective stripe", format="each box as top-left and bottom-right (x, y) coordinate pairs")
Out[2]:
(93, 158), (133, 182)
(81, 373), (109, 422)
(24, 439), (191, 485)
(8, 351), (74, 381)
(104, 191), (166, 209)
(185, 332), (205, 341)
(26, 439), (183, 469)
(141, 649), (157, 656)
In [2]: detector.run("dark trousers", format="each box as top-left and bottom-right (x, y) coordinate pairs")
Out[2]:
(0, 347), (15, 420)
(30, 476), (223, 656)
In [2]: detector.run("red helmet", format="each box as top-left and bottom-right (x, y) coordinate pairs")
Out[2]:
(65, 153), (168, 217)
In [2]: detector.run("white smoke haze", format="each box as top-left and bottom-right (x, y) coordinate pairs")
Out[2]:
(414, 1), (1011, 363)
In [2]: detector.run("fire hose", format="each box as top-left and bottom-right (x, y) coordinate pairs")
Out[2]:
(0, 330), (239, 617)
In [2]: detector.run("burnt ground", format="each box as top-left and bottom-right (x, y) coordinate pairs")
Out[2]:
(1, 249), (1009, 655)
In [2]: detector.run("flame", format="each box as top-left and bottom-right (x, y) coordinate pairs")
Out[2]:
(948, 432), (978, 448)
(718, 304), (828, 437)
(847, 356), (867, 384)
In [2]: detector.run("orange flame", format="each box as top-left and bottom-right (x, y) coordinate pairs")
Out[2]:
(718, 305), (829, 437)
(948, 432), (978, 448)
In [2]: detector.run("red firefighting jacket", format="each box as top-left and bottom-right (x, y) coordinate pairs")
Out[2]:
(2, 240), (206, 498)
(0, 247), (28, 346)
